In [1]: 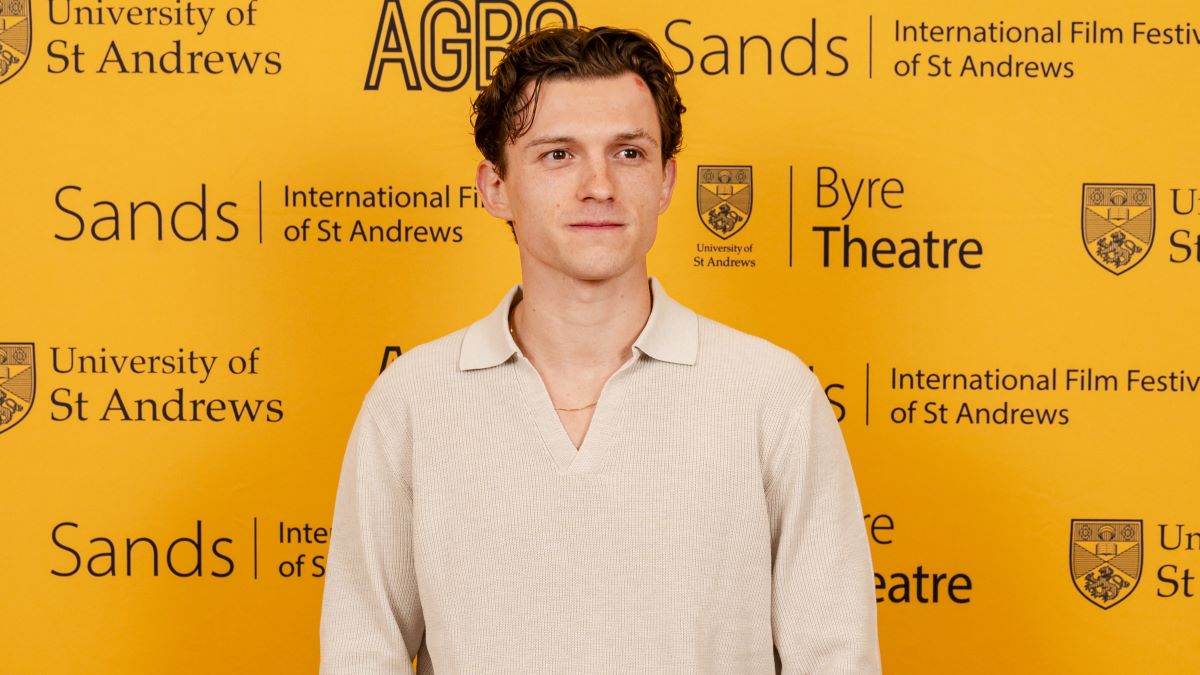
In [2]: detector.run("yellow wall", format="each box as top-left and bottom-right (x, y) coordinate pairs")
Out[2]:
(3, 1), (1198, 672)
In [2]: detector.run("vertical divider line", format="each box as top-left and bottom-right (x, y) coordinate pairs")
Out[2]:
(865, 362), (871, 426)
(788, 165), (794, 268)
(253, 517), (259, 580)
(258, 181), (264, 244)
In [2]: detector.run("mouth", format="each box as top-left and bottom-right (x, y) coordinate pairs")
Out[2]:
(569, 221), (624, 229)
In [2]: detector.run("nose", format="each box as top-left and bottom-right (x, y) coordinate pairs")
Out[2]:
(577, 156), (615, 202)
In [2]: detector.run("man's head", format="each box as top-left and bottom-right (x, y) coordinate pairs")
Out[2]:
(472, 27), (685, 284)
(473, 27), (685, 176)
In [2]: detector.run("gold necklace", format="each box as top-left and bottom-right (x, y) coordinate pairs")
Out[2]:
(509, 306), (600, 412)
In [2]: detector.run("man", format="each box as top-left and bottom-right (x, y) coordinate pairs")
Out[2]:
(321, 26), (880, 674)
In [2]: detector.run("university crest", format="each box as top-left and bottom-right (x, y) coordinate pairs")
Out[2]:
(1081, 184), (1154, 275)
(0, 343), (34, 435)
(1070, 519), (1142, 609)
(0, 0), (31, 85)
(697, 165), (752, 240)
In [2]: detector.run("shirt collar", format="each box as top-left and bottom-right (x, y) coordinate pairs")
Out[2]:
(458, 276), (698, 371)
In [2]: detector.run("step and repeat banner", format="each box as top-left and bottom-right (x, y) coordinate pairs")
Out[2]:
(2, 0), (1198, 672)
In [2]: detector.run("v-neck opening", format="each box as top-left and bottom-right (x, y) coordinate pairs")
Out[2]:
(512, 352), (638, 475)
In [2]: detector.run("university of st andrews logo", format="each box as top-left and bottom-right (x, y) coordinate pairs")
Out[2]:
(0, 343), (35, 435)
(697, 165), (752, 240)
(1070, 519), (1142, 609)
(0, 0), (31, 85)
(1082, 184), (1155, 275)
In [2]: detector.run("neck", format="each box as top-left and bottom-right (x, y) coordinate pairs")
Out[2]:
(510, 266), (652, 374)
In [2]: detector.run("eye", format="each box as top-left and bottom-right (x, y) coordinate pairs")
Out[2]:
(619, 148), (644, 160)
(545, 149), (570, 161)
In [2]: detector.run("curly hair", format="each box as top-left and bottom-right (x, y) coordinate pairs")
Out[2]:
(472, 26), (685, 176)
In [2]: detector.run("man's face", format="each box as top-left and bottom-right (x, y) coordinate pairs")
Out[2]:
(476, 72), (677, 283)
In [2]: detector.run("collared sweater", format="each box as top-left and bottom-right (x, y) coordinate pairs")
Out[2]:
(320, 277), (881, 674)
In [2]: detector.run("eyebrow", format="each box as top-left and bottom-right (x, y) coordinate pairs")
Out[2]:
(616, 130), (660, 148)
(524, 129), (660, 149)
(525, 135), (575, 148)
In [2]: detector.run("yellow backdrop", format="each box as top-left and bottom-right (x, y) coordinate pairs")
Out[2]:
(3, 0), (1198, 672)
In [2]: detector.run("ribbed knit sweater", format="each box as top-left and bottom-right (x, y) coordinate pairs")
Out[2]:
(320, 277), (880, 674)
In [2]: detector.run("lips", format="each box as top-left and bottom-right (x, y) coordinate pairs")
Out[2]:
(569, 222), (624, 229)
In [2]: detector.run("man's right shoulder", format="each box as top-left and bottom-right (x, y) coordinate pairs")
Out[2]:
(363, 326), (472, 408)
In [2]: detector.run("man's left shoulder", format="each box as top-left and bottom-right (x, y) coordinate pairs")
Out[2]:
(695, 314), (819, 393)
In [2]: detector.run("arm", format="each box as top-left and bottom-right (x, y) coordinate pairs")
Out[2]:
(320, 401), (425, 674)
(766, 378), (880, 674)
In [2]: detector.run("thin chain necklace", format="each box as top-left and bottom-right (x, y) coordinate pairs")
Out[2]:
(509, 304), (599, 412)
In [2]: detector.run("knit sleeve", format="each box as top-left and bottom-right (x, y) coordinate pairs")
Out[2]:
(320, 401), (425, 674)
(765, 377), (881, 674)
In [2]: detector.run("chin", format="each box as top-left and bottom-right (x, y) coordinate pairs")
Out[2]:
(563, 259), (639, 282)
(562, 268), (621, 282)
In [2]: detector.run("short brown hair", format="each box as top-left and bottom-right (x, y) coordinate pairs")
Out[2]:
(472, 26), (685, 175)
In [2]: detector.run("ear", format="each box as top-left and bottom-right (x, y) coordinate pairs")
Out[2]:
(475, 160), (513, 221)
(657, 157), (678, 214)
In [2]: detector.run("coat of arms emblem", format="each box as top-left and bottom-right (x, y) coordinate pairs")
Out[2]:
(0, 343), (35, 435)
(0, 1), (31, 85)
(1070, 519), (1142, 609)
(1082, 184), (1154, 275)
(697, 165), (752, 240)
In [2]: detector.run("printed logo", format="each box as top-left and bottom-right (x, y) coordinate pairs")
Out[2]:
(364, 0), (578, 91)
(0, 0), (30, 85)
(1070, 519), (1142, 609)
(1082, 184), (1155, 275)
(696, 165), (748, 239)
(697, 165), (752, 240)
(0, 342), (35, 435)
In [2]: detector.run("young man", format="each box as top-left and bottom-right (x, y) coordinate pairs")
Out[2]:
(321, 27), (880, 674)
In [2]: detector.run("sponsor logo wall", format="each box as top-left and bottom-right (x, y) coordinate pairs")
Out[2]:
(3, 1), (1198, 672)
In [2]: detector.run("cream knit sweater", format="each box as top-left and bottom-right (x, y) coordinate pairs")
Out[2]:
(320, 278), (880, 674)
